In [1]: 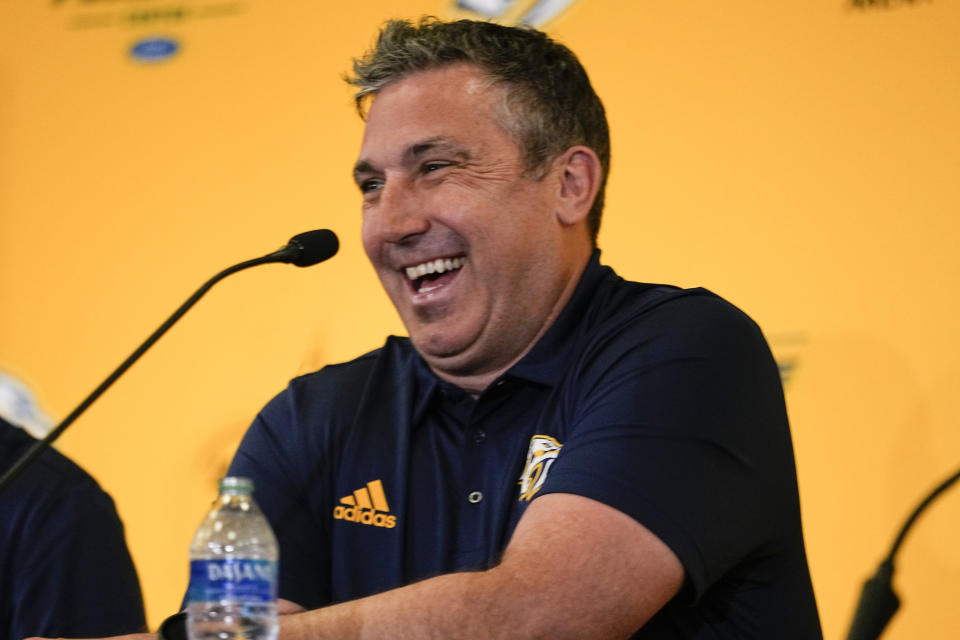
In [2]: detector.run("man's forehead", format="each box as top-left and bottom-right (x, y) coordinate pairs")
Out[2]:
(362, 64), (502, 127)
(355, 66), (511, 171)
(383, 63), (495, 98)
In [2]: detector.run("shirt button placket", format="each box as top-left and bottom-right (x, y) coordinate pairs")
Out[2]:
(460, 407), (486, 562)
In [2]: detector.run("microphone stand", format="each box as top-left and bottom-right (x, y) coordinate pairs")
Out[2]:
(846, 464), (960, 640)
(0, 233), (333, 496)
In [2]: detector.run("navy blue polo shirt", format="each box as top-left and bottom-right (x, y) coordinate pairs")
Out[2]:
(228, 252), (821, 638)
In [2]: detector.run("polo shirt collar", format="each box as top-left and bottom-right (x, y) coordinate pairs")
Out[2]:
(505, 249), (609, 386)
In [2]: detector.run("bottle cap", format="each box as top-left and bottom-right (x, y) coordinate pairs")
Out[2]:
(219, 476), (254, 493)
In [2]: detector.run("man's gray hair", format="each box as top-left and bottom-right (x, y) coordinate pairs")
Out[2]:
(346, 17), (611, 244)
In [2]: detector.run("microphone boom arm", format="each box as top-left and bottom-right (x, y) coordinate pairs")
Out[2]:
(0, 231), (336, 496)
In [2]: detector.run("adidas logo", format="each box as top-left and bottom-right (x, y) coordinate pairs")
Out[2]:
(332, 479), (397, 528)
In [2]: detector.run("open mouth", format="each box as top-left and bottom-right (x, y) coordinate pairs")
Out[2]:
(405, 256), (466, 293)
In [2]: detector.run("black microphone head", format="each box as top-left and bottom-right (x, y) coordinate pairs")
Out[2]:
(287, 229), (339, 267)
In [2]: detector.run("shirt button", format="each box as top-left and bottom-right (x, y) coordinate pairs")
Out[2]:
(473, 430), (487, 444)
(468, 491), (483, 504)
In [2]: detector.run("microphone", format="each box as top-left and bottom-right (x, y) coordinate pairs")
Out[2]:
(263, 229), (339, 267)
(846, 560), (899, 640)
(846, 464), (960, 640)
(0, 230), (339, 496)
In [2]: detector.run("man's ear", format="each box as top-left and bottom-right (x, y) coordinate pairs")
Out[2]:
(554, 145), (602, 226)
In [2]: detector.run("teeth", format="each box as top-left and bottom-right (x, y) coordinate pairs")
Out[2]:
(406, 257), (465, 280)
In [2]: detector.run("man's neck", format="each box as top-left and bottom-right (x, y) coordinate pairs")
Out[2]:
(428, 250), (592, 397)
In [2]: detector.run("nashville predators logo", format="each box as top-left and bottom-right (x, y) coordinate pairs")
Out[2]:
(518, 435), (563, 501)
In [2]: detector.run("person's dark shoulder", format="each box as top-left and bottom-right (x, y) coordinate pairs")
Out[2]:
(0, 420), (133, 579)
(585, 271), (766, 353)
(234, 337), (420, 489)
(0, 420), (108, 507)
(0, 421), (146, 638)
(250, 337), (419, 451)
(282, 335), (417, 410)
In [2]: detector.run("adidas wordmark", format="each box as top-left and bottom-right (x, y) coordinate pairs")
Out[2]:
(332, 479), (397, 529)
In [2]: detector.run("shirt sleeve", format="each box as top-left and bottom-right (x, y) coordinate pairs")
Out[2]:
(9, 477), (146, 639)
(538, 292), (799, 601)
(227, 385), (333, 611)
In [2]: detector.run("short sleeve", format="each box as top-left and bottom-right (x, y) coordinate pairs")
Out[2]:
(227, 385), (334, 610)
(539, 293), (796, 601)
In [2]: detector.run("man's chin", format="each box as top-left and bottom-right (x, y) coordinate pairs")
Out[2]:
(410, 330), (517, 394)
(412, 337), (469, 365)
(411, 332), (479, 372)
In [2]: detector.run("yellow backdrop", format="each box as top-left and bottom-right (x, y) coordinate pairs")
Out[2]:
(1, 1), (958, 637)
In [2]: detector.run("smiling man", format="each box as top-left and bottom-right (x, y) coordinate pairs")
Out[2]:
(354, 61), (592, 394)
(218, 18), (821, 639)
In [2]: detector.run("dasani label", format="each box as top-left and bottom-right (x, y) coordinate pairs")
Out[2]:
(188, 558), (277, 603)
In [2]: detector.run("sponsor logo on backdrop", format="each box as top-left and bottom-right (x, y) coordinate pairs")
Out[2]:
(130, 35), (180, 63)
(454, 0), (579, 27)
(50, 0), (245, 34)
(849, 0), (931, 8)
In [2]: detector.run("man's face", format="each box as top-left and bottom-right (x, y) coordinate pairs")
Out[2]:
(355, 63), (586, 387)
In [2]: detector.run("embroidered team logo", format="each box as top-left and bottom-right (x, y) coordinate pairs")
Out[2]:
(332, 479), (397, 528)
(517, 435), (563, 502)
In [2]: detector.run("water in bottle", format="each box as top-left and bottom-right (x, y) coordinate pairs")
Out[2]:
(186, 476), (278, 640)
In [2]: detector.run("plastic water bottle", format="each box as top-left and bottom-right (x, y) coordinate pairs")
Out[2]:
(186, 477), (278, 640)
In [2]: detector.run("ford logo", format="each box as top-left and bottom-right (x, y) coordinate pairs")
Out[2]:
(130, 36), (180, 63)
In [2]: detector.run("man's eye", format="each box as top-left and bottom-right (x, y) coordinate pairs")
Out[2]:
(422, 162), (451, 174)
(360, 179), (383, 193)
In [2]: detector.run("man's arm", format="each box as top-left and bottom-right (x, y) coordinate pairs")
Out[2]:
(280, 492), (683, 640)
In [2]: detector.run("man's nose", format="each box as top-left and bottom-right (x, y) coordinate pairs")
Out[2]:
(374, 179), (430, 243)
